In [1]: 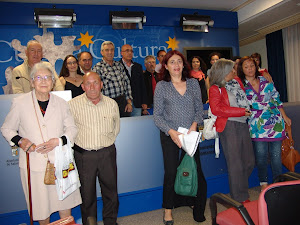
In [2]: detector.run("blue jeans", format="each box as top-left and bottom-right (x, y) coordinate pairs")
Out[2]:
(252, 141), (282, 184)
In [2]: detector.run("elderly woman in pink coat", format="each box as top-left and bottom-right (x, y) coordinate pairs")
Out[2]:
(1, 62), (81, 225)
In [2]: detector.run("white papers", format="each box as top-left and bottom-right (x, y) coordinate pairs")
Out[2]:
(177, 127), (202, 157)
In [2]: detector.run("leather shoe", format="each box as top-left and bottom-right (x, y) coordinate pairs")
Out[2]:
(163, 218), (174, 225)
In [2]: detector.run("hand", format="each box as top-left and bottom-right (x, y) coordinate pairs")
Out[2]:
(142, 109), (150, 115)
(125, 103), (133, 112)
(245, 109), (251, 116)
(188, 122), (197, 134)
(168, 129), (182, 148)
(262, 71), (273, 83)
(35, 138), (59, 154)
(19, 138), (36, 153)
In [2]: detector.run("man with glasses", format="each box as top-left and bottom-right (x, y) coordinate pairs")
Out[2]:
(12, 40), (63, 93)
(155, 50), (166, 73)
(143, 55), (158, 115)
(93, 41), (133, 117)
(120, 44), (148, 116)
(77, 51), (93, 74)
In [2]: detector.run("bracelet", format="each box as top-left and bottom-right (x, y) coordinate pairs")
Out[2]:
(26, 143), (34, 152)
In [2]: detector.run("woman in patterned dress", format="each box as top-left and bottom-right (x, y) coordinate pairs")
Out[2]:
(238, 56), (291, 191)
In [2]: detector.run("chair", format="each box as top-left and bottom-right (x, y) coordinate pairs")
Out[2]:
(210, 179), (300, 225)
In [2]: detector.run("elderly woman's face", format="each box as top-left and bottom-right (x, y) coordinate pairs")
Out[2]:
(32, 68), (53, 94)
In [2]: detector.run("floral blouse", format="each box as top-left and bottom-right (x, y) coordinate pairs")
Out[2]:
(245, 76), (285, 142)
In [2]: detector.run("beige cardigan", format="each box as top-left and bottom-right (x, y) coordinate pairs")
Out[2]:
(1, 91), (77, 171)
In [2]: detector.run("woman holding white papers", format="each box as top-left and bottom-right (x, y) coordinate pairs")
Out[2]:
(154, 50), (206, 224)
(209, 59), (254, 203)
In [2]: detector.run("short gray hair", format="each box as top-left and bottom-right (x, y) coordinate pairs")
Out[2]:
(30, 62), (55, 81)
(27, 40), (42, 50)
(101, 41), (115, 51)
(209, 59), (234, 87)
(144, 55), (156, 64)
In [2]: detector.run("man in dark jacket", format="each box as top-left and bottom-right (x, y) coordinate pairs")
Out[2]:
(143, 55), (158, 115)
(120, 44), (148, 116)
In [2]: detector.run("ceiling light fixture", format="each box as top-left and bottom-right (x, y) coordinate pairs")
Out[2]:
(180, 14), (214, 32)
(110, 9), (146, 30)
(34, 7), (76, 28)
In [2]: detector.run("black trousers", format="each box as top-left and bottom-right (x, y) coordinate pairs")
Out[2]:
(113, 95), (130, 118)
(74, 144), (119, 225)
(160, 131), (207, 222)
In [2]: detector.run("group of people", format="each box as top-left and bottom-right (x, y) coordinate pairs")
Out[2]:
(208, 55), (291, 204)
(154, 51), (291, 225)
(1, 39), (291, 225)
(11, 40), (168, 118)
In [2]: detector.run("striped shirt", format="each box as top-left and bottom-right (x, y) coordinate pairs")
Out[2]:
(68, 93), (120, 150)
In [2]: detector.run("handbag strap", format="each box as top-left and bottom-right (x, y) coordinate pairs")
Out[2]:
(32, 92), (46, 143)
(31, 92), (49, 159)
(285, 124), (294, 145)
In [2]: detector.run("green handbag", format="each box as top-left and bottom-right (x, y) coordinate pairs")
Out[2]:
(174, 154), (198, 197)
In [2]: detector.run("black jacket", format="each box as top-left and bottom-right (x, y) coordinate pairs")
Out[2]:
(143, 70), (158, 107)
(120, 60), (148, 108)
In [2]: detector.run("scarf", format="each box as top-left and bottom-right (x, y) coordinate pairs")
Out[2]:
(225, 78), (250, 110)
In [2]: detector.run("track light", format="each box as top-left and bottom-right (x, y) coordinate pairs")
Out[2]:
(110, 10), (146, 30)
(180, 14), (214, 32)
(34, 7), (76, 28)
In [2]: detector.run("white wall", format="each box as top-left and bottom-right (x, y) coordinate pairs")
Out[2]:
(240, 38), (268, 70)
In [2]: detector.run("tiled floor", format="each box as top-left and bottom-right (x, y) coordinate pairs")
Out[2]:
(98, 186), (261, 225)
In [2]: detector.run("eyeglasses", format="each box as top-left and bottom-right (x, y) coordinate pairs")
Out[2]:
(147, 61), (156, 65)
(67, 61), (77, 65)
(82, 59), (92, 63)
(33, 75), (53, 82)
(122, 49), (133, 53)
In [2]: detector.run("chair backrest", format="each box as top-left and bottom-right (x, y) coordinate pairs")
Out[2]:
(258, 180), (300, 225)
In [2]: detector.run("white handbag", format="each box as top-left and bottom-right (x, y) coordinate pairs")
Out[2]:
(203, 107), (220, 158)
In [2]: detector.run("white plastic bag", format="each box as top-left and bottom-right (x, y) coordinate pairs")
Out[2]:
(54, 137), (81, 200)
(203, 107), (217, 140)
(203, 107), (220, 158)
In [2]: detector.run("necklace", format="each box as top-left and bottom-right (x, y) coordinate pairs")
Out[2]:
(69, 76), (77, 82)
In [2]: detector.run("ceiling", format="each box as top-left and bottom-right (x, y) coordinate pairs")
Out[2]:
(5, 0), (300, 46)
